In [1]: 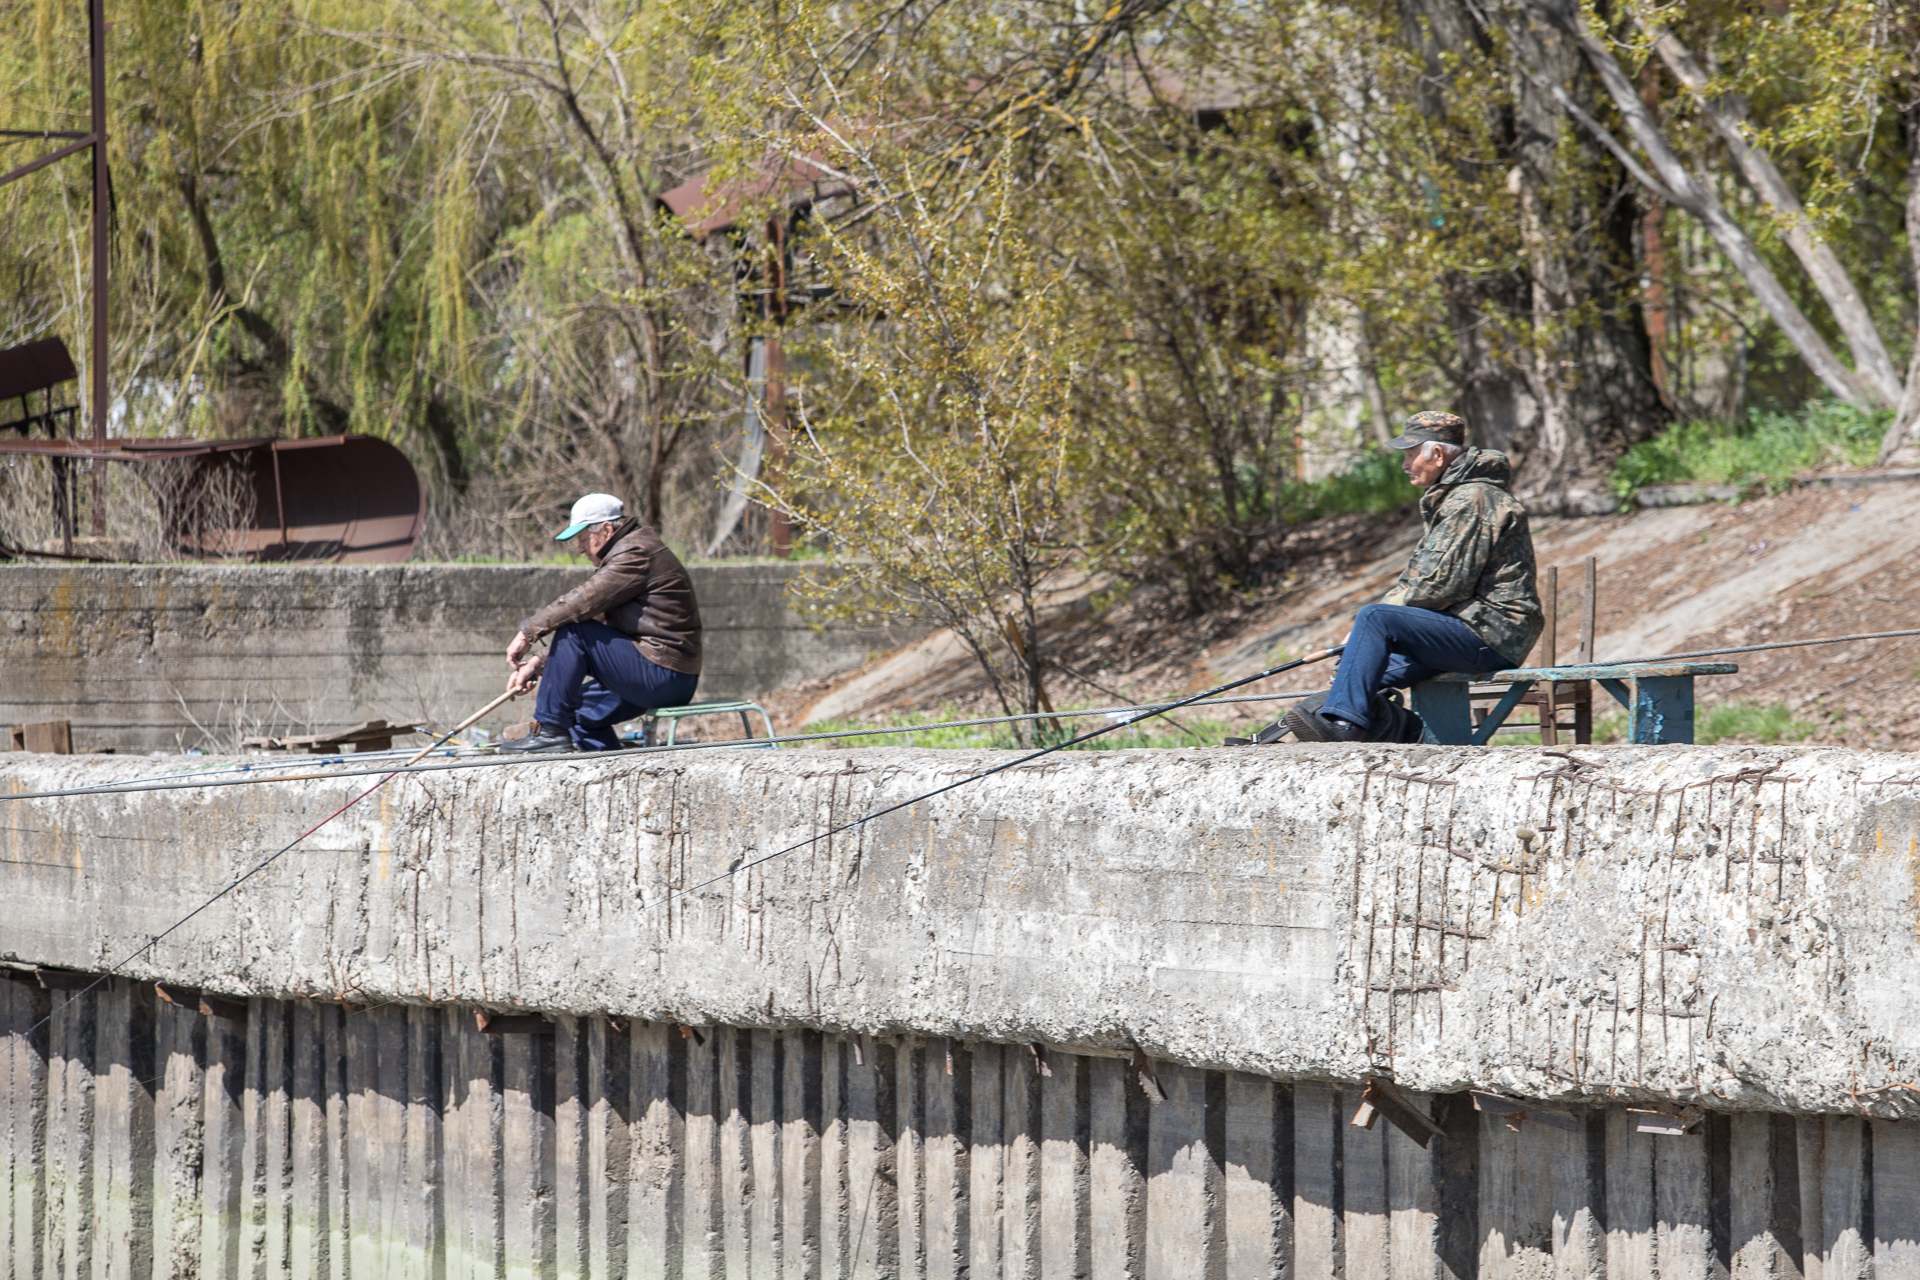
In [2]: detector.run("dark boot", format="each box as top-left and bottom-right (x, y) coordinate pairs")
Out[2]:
(499, 723), (575, 754)
(1282, 692), (1374, 743)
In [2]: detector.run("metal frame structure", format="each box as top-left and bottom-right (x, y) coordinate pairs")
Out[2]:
(0, 0), (110, 536)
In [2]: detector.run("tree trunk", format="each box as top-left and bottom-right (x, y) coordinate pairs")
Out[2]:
(1401, 0), (1666, 507)
(1515, 0), (1873, 409)
(1880, 100), (1920, 464)
(1653, 29), (1902, 409)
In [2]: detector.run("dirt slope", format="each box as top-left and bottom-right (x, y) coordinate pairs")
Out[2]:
(764, 479), (1920, 748)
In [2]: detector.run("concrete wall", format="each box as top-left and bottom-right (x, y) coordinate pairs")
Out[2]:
(0, 564), (919, 751)
(7, 979), (1918, 1280)
(8, 741), (1920, 1275)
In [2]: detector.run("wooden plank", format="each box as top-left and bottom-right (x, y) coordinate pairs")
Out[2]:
(1477, 1112), (1556, 1277)
(1548, 1111), (1600, 1280)
(1874, 1119), (1920, 1280)
(585, 1017), (631, 1280)
(342, 1011), (376, 1280)
(1347, 1088), (1392, 1280)
(628, 1022), (678, 1280)
(1654, 1122), (1710, 1280)
(89, 980), (154, 1280)
(782, 1029), (822, 1280)
(199, 1005), (247, 1280)
(1, 980), (54, 1280)
(502, 1033), (555, 1280)
(374, 1006), (410, 1279)
(1090, 1053), (1147, 1280)
(1799, 1117), (1868, 1280)
(455, 1009), (502, 1280)
(400, 1005), (439, 1280)
(1606, 1107), (1657, 1280)
(321, 1006), (349, 1280)
(1041, 1051), (1087, 1280)
(257, 1000), (292, 1280)
(1145, 1061), (1213, 1280)
(922, 1039), (964, 1280)
(555, 1016), (588, 1280)
(288, 1003), (329, 1280)
(969, 1042), (1005, 1280)
(1293, 1082), (1338, 1280)
(438, 1007), (469, 1280)
(44, 987), (94, 1280)
(847, 1035), (896, 1279)
(717, 1026), (752, 1280)
(820, 1036), (847, 1280)
(151, 994), (205, 1280)
(895, 1039), (923, 1280)
(1386, 1090), (1436, 1280)
(236, 997), (266, 1280)
(1002, 1044), (1040, 1280)
(1728, 1112), (1778, 1280)
(682, 1027), (720, 1280)
(752, 1030), (782, 1280)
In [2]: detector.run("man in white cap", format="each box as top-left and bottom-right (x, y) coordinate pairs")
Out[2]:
(500, 492), (703, 753)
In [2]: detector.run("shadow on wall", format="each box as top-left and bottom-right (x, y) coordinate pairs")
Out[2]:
(2, 977), (1910, 1277)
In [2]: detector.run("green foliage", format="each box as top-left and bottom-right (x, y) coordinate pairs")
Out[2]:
(800, 707), (1241, 751)
(1608, 401), (1891, 502)
(1277, 450), (1422, 522)
(1696, 702), (1816, 746)
(1588, 701), (1813, 745)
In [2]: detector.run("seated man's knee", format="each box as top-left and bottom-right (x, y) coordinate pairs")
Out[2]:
(1351, 603), (1392, 634)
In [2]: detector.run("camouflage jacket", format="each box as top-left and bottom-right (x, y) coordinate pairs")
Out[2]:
(1381, 448), (1542, 665)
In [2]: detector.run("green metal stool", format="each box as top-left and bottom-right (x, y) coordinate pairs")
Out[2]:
(639, 699), (779, 747)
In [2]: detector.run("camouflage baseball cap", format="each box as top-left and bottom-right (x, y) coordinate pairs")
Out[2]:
(1387, 411), (1467, 450)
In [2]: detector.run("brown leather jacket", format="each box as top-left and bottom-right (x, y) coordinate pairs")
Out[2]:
(518, 517), (703, 675)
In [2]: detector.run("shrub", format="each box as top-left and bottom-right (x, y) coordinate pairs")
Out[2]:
(1608, 400), (1889, 504)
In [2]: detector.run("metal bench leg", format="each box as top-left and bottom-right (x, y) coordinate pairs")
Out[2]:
(755, 707), (778, 746)
(1412, 681), (1473, 745)
(1627, 675), (1696, 744)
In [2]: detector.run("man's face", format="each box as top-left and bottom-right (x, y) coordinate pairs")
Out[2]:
(1402, 443), (1452, 488)
(583, 522), (618, 558)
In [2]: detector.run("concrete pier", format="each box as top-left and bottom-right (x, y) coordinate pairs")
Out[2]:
(5, 741), (1920, 1275)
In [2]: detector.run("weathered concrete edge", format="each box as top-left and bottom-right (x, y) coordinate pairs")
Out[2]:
(4, 742), (1920, 1117)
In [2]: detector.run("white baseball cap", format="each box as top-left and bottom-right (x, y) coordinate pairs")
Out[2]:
(556, 492), (625, 541)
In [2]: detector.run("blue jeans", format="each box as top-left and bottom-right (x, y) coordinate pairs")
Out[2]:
(534, 621), (700, 750)
(1322, 603), (1511, 730)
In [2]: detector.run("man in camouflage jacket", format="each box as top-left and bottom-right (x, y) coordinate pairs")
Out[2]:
(1285, 411), (1543, 743)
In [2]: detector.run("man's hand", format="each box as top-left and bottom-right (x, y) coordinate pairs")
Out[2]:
(507, 630), (533, 668)
(507, 652), (545, 695)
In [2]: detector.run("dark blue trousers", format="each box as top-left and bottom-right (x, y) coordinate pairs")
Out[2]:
(534, 621), (700, 750)
(1322, 603), (1510, 730)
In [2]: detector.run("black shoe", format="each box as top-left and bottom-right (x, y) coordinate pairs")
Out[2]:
(499, 724), (575, 754)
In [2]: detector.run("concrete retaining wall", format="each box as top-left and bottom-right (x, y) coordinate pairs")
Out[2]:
(0, 563), (918, 751)
(8, 741), (1920, 1275)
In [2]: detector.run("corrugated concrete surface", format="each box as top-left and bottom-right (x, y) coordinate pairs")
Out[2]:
(0, 563), (921, 751)
(4, 982), (1919, 1279)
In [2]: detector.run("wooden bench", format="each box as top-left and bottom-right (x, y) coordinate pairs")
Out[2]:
(1412, 662), (1738, 745)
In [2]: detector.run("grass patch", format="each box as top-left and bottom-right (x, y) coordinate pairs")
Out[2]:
(1609, 399), (1889, 504)
(800, 704), (1252, 750)
(1585, 701), (1812, 745)
(1276, 449), (1420, 521)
